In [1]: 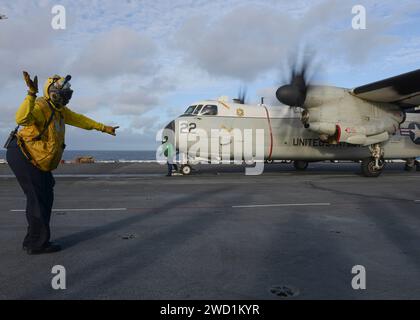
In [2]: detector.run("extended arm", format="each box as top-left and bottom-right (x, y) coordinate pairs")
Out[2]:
(63, 107), (104, 131)
(63, 107), (119, 135)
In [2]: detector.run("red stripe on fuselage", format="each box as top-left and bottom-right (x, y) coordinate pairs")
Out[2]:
(263, 106), (273, 160)
(336, 124), (341, 143)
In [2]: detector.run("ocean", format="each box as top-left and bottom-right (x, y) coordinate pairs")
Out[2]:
(0, 150), (157, 162)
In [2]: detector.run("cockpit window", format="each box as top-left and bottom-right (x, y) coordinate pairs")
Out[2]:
(201, 105), (218, 116)
(193, 105), (203, 115)
(184, 105), (197, 114)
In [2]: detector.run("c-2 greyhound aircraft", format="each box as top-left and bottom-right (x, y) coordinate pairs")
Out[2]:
(164, 69), (420, 177)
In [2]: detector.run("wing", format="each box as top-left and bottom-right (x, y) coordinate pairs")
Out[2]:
(352, 69), (420, 108)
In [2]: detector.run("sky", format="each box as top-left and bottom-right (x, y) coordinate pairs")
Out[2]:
(0, 0), (419, 150)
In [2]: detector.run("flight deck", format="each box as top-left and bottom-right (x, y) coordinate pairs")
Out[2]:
(0, 162), (419, 299)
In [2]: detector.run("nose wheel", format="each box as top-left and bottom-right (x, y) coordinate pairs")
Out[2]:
(180, 164), (192, 175)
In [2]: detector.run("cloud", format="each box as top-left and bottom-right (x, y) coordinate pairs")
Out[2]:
(173, 2), (342, 82)
(1, 0), (420, 151)
(337, 27), (397, 65)
(174, 6), (292, 81)
(386, 37), (420, 66)
(130, 114), (163, 134)
(109, 75), (176, 115)
(0, 9), (65, 85)
(71, 27), (158, 79)
(173, 1), (406, 82)
(64, 26), (173, 119)
(65, 74), (176, 117)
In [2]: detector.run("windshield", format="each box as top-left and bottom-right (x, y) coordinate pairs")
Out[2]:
(184, 105), (197, 114)
(193, 105), (203, 115)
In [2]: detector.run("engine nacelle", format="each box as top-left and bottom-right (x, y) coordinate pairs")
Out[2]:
(302, 86), (404, 146)
(306, 121), (396, 145)
(345, 132), (389, 145)
(307, 122), (336, 135)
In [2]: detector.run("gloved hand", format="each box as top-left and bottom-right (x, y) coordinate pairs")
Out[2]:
(102, 125), (119, 136)
(22, 71), (38, 96)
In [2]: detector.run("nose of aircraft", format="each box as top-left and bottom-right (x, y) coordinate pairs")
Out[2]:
(164, 120), (175, 131)
(161, 120), (176, 142)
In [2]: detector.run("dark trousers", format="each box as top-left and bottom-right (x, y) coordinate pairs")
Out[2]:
(6, 138), (55, 250)
(167, 162), (178, 175)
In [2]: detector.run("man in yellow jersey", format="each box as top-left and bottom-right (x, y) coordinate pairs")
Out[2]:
(5, 71), (119, 255)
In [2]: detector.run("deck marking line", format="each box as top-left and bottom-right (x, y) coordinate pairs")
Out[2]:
(11, 208), (127, 212)
(232, 203), (331, 208)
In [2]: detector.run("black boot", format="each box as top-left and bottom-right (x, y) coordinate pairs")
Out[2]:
(26, 242), (62, 255)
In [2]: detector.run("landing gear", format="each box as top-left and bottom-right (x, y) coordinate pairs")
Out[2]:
(180, 164), (192, 175)
(294, 160), (308, 171)
(404, 158), (416, 172)
(362, 143), (385, 177)
(361, 157), (384, 177)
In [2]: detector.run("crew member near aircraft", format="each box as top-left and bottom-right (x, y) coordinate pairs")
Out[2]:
(5, 71), (119, 255)
(162, 136), (178, 176)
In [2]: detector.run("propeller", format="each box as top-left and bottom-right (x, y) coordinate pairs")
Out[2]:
(276, 48), (315, 107)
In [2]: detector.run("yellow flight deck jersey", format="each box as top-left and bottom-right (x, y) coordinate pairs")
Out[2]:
(16, 94), (105, 172)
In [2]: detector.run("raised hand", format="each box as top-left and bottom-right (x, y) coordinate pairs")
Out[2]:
(22, 71), (38, 96)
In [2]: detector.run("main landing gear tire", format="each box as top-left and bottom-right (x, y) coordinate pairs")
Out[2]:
(404, 164), (416, 172)
(293, 160), (308, 171)
(180, 164), (192, 175)
(361, 157), (384, 177)
(404, 159), (416, 172)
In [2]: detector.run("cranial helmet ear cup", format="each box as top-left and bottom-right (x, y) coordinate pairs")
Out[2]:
(50, 91), (60, 102)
